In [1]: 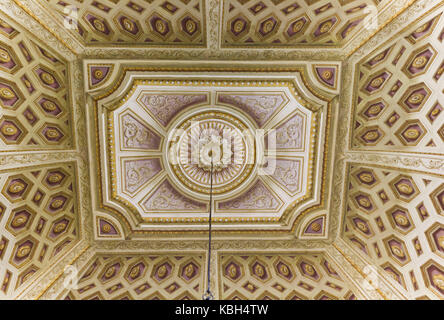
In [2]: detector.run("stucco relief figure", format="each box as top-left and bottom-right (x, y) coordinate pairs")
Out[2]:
(140, 94), (207, 126)
(218, 180), (280, 210)
(275, 114), (304, 149)
(124, 159), (161, 194)
(122, 114), (160, 149)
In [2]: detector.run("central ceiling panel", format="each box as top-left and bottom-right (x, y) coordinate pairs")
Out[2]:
(111, 80), (314, 218)
(89, 64), (335, 235)
(109, 79), (314, 223)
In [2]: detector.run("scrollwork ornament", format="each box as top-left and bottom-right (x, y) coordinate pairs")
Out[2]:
(344, 153), (444, 173)
(93, 238), (332, 252)
(207, 0), (220, 50)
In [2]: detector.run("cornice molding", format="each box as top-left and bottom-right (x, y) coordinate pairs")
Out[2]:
(0, 152), (79, 171)
(92, 238), (333, 252)
(342, 152), (444, 176)
(347, 0), (444, 63)
(330, 239), (409, 300)
(324, 244), (381, 300)
(344, 0), (419, 58)
(3, 0), (80, 58)
(17, 241), (92, 300)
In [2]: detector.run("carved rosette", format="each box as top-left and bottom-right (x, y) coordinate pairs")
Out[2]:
(167, 109), (256, 199)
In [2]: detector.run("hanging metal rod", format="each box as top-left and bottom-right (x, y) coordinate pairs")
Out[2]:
(203, 158), (214, 300)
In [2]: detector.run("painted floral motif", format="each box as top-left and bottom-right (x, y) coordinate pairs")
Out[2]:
(270, 159), (301, 193)
(124, 159), (162, 194)
(218, 180), (280, 211)
(275, 114), (304, 149)
(122, 114), (160, 149)
(218, 94), (285, 127)
(142, 180), (206, 211)
(139, 94), (207, 126)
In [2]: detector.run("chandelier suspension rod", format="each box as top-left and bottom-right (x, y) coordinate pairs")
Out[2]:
(204, 157), (214, 300)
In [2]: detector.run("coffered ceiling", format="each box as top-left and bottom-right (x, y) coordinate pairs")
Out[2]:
(32, 0), (394, 48)
(44, 0), (207, 46)
(0, 0), (443, 300)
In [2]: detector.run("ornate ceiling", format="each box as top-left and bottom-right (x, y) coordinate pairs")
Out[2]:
(94, 70), (330, 234)
(0, 0), (443, 300)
